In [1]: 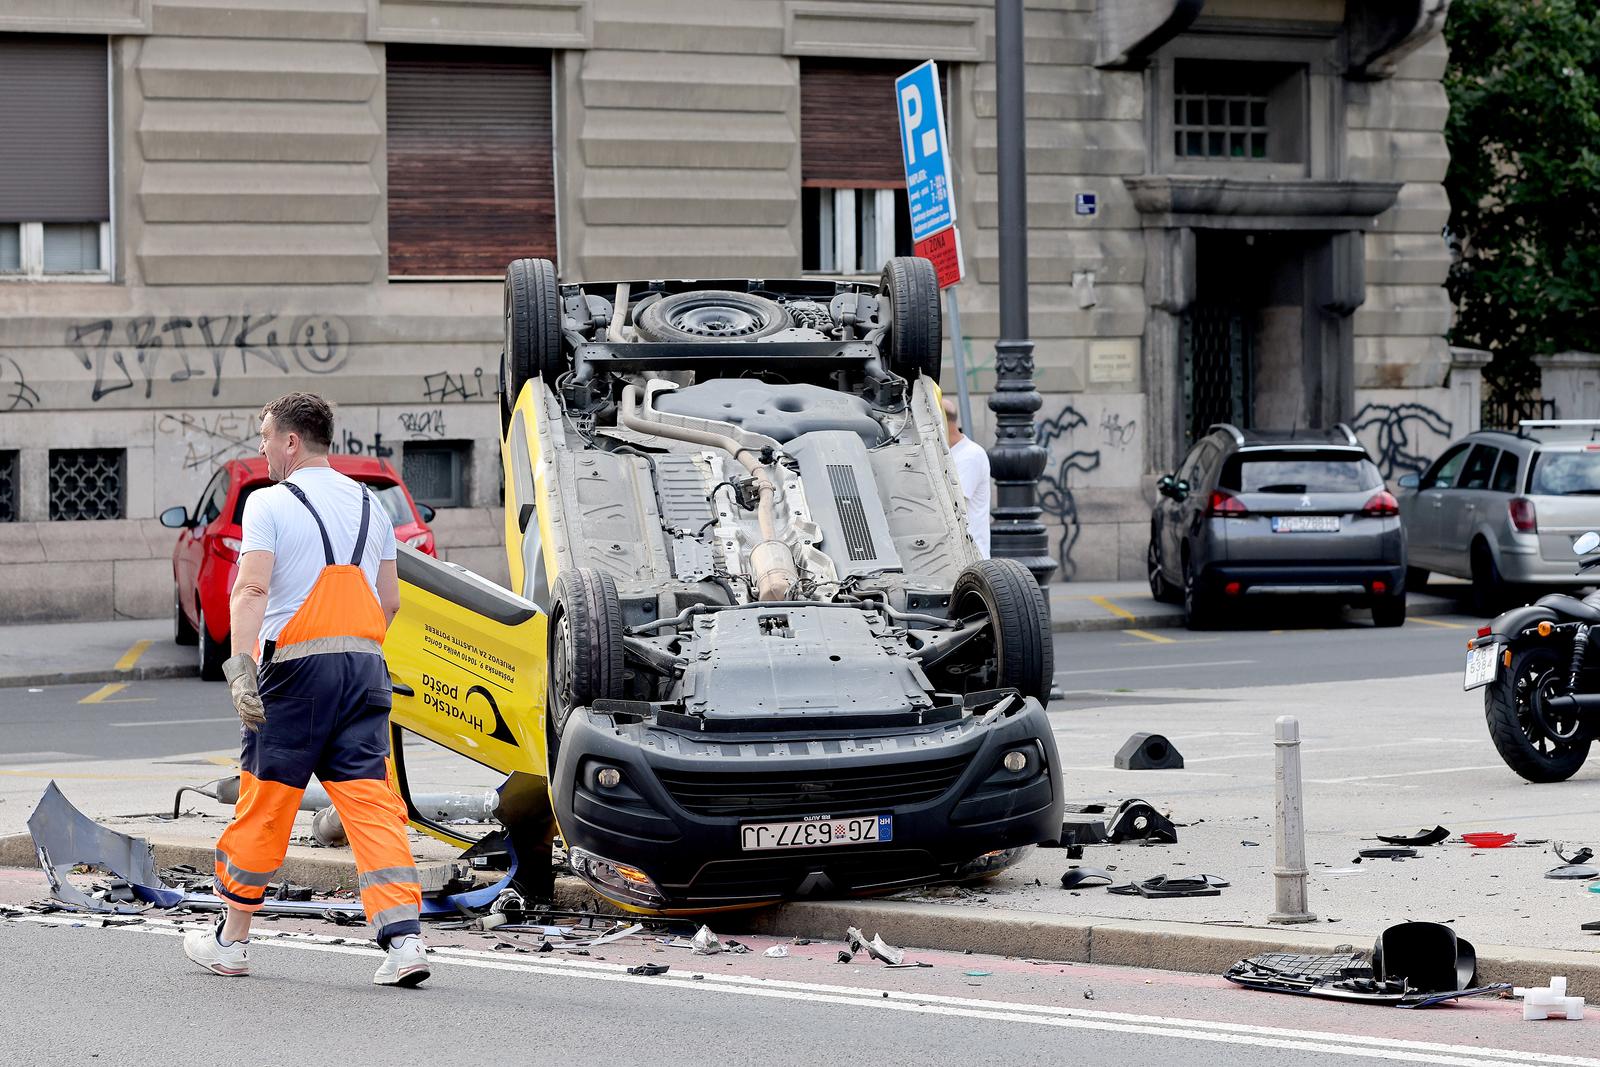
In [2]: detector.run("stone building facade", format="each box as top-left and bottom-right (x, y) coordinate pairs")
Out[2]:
(0, 0), (1462, 620)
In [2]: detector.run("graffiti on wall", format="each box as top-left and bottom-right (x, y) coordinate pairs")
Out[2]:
(1035, 404), (1104, 579)
(399, 409), (448, 438)
(1351, 402), (1453, 481)
(1, 355), (39, 412)
(423, 369), (487, 403)
(157, 411), (258, 471)
(66, 314), (350, 402)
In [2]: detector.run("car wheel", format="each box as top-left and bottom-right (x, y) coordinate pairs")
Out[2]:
(1371, 593), (1407, 628)
(634, 290), (790, 344)
(197, 605), (227, 682)
(1470, 541), (1507, 617)
(174, 590), (198, 646)
(504, 258), (563, 412)
(1147, 539), (1180, 604)
(947, 559), (1053, 702)
(879, 256), (942, 383)
(1485, 644), (1591, 782)
(1405, 566), (1429, 592)
(1183, 555), (1214, 631)
(548, 568), (624, 743)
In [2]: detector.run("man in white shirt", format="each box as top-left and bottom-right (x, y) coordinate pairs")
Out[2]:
(944, 397), (991, 558)
(185, 392), (429, 988)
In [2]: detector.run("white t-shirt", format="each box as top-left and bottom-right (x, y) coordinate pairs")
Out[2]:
(239, 466), (397, 643)
(950, 436), (991, 559)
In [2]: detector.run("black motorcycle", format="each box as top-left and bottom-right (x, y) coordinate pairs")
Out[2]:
(1470, 531), (1600, 782)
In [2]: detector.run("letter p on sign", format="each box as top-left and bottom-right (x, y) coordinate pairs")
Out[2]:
(900, 85), (936, 162)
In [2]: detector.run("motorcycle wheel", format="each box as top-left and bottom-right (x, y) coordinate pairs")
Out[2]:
(1484, 643), (1591, 782)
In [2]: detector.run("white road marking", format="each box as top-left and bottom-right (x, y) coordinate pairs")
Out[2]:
(109, 717), (239, 728)
(1308, 765), (1507, 785)
(8, 914), (1587, 1067)
(1054, 659), (1256, 677)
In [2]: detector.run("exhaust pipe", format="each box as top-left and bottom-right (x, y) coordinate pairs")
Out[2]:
(1543, 693), (1600, 714)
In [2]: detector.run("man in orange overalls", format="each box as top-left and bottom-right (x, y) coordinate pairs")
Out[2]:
(183, 392), (429, 987)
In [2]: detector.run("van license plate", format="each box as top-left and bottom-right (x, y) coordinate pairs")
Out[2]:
(1272, 516), (1340, 533)
(1464, 644), (1498, 690)
(740, 815), (892, 851)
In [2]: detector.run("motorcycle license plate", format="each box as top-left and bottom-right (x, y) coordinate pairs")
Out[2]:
(1464, 644), (1498, 691)
(740, 815), (892, 851)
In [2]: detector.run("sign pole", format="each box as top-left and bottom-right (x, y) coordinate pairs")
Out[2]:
(945, 287), (974, 433)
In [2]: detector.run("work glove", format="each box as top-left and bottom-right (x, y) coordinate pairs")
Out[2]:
(222, 653), (266, 732)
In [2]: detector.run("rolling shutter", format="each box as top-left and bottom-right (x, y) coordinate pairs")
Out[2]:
(0, 35), (108, 223)
(800, 59), (946, 189)
(386, 47), (556, 277)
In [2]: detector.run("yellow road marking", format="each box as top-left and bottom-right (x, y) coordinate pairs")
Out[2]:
(1087, 595), (1135, 621)
(114, 638), (154, 671)
(80, 682), (128, 704)
(1125, 629), (1176, 644)
(1409, 616), (1468, 630)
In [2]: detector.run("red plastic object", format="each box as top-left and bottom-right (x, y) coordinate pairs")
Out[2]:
(1461, 832), (1517, 848)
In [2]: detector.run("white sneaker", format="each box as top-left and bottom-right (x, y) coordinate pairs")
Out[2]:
(183, 921), (250, 977)
(373, 935), (430, 987)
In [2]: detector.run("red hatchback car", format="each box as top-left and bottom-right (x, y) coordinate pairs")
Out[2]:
(161, 456), (437, 679)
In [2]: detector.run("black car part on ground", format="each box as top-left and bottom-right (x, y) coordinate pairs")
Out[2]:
(1375, 826), (1450, 847)
(1356, 847), (1418, 861)
(1557, 844), (1595, 865)
(1114, 732), (1184, 770)
(1108, 874), (1227, 898)
(1226, 921), (1511, 1007)
(1045, 799), (1177, 848)
(1060, 868), (1115, 889)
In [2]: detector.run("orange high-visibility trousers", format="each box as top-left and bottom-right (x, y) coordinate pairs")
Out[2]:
(214, 484), (421, 945)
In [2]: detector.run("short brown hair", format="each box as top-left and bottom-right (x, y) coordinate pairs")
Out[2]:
(261, 392), (335, 451)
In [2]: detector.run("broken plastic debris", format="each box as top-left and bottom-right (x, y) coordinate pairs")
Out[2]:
(1461, 832), (1516, 848)
(26, 781), (183, 913)
(1556, 844), (1595, 866)
(1376, 826), (1450, 847)
(1060, 867), (1114, 890)
(964, 970), (993, 977)
(627, 964), (670, 977)
(836, 950), (854, 963)
(1357, 848), (1417, 861)
(864, 933), (905, 966)
(846, 926), (866, 953)
(691, 925), (723, 955)
(764, 945), (789, 959)
(1546, 865), (1599, 880)
(1107, 874), (1228, 898)
(1515, 977), (1585, 1021)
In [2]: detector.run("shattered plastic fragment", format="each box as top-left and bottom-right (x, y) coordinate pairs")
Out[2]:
(764, 945), (789, 958)
(836, 950), (855, 963)
(691, 925), (723, 955)
(26, 782), (183, 913)
(864, 934), (905, 966)
(627, 963), (670, 977)
(1515, 977), (1585, 1021)
(1376, 826), (1450, 847)
(846, 926), (866, 954)
(1546, 865), (1598, 880)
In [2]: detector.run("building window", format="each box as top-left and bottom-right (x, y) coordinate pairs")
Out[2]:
(403, 440), (470, 509)
(0, 35), (111, 280)
(800, 59), (938, 276)
(49, 448), (124, 521)
(1171, 60), (1304, 165)
(0, 451), (17, 523)
(386, 47), (555, 278)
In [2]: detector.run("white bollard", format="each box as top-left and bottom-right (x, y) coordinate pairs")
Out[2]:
(1269, 715), (1316, 924)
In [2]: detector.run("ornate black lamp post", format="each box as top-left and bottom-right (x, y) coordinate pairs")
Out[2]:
(987, 0), (1056, 584)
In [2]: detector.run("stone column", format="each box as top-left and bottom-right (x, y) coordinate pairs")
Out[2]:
(1533, 351), (1600, 420)
(1447, 346), (1491, 435)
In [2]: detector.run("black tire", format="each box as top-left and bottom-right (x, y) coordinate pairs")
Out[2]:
(1147, 538), (1180, 604)
(1405, 566), (1430, 591)
(548, 568), (624, 740)
(174, 590), (198, 646)
(634, 290), (789, 343)
(1372, 592), (1407, 628)
(1183, 553), (1214, 631)
(197, 605), (227, 682)
(879, 256), (942, 383)
(1485, 643), (1592, 782)
(1470, 540), (1507, 617)
(949, 559), (1052, 702)
(504, 258), (563, 415)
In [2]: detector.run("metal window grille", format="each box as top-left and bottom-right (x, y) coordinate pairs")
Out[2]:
(1174, 83), (1268, 160)
(402, 441), (469, 508)
(0, 450), (17, 522)
(49, 448), (124, 520)
(1181, 305), (1254, 447)
(1482, 396), (1556, 431)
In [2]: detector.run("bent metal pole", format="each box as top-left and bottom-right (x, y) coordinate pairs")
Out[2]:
(1269, 715), (1316, 924)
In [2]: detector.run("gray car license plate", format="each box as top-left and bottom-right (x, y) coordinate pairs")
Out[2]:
(1272, 516), (1340, 533)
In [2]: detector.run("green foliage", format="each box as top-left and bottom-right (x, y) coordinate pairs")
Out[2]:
(1444, 0), (1600, 396)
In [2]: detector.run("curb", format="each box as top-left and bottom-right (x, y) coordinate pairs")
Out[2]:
(0, 663), (198, 690)
(6, 838), (1592, 998)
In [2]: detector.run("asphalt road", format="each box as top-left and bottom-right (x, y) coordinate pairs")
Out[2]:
(0, 678), (243, 763)
(1051, 611), (1481, 694)
(0, 911), (1582, 1067)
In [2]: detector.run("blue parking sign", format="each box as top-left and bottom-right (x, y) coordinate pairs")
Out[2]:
(895, 61), (955, 243)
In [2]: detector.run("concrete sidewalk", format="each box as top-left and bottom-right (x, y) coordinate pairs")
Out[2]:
(0, 580), (1478, 689)
(6, 667), (1600, 996)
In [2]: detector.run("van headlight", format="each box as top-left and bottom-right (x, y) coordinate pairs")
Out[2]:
(568, 847), (664, 906)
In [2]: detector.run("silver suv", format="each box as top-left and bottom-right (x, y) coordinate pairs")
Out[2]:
(1398, 420), (1600, 613)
